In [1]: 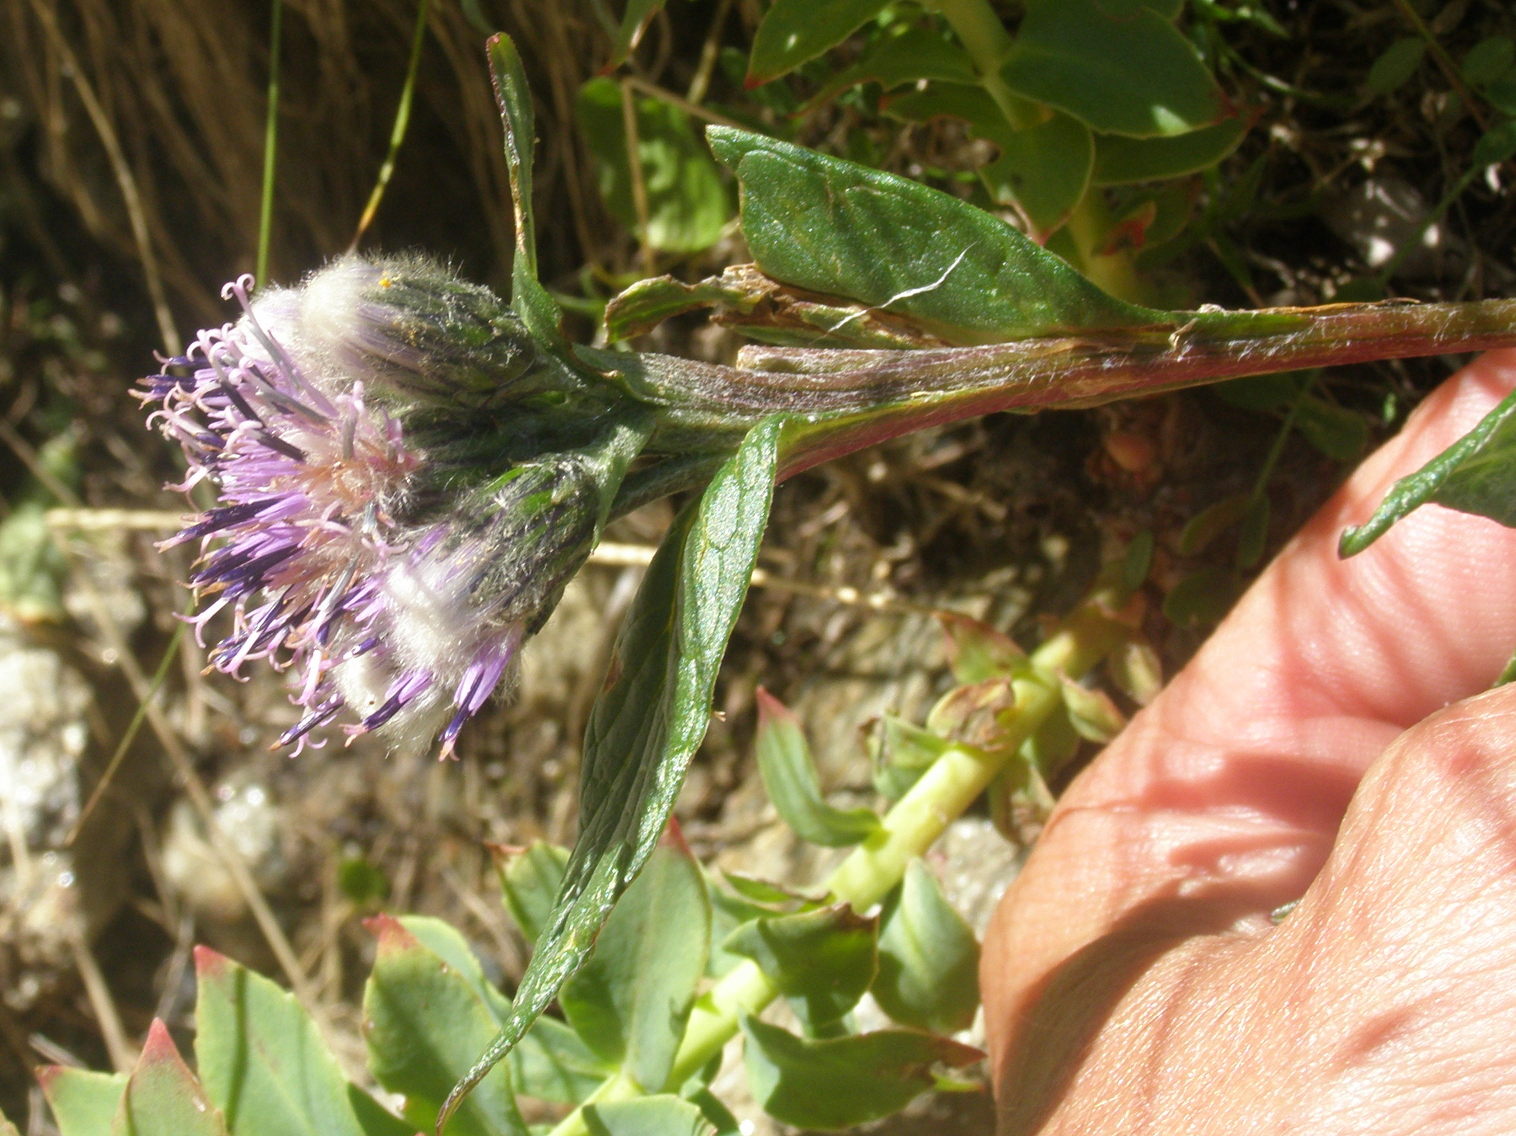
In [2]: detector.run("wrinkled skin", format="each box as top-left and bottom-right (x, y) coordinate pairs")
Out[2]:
(982, 351), (1516, 1135)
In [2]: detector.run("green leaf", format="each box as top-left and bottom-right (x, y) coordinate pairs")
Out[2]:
(584, 1096), (716, 1136)
(686, 1088), (740, 1136)
(1341, 384), (1516, 555)
(740, 1018), (980, 1129)
(754, 688), (881, 847)
(723, 905), (877, 1032)
(1056, 673), (1126, 742)
(576, 78), (729, 254)
(600, 0), (665, 71)
(113, 1021), (227, 1136)
(39, 1067), (128, 1136)
(497, 841), (570, 946)
(399, 915), (511, 1022)
(363, 916), (527, 1136)
(885, 86), (1093, 237)
(707, 127), (1161, 343)
(443, 416), (783, 1122)
(1178, 492), (1252, 555)
(938, 612), (1025, 684)
(1296, 395), (1367, 462)
(873, 861), (981, 1034)
(1002, 0), (1231, 138)
(801, 22), (976, 109)
(1091, 115), (1249, 185)
(983, 111), (1093, 237)
(747, 0), (891, 84)
(510, 1016), (611, 1106)
(395, 915), (611, 1106)
(487, 34), (563, 345)
(192, 948), (407, 1136)
(1462, 36), (1514, 86)
(1366, 37), (1427, 96)
(559, 843), (711, 1091)
(1161, 565), (1238, 627)
(869, 713), (952, 800)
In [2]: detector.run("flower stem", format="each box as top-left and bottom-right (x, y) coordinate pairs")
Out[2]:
(543, 579), (1133, 1136)
(612, 297), (1516, 483)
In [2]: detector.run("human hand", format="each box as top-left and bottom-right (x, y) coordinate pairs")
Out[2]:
(980, 350), (1516, 1135)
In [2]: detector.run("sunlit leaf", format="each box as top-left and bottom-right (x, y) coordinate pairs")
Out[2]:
(560, 844), (711, 1091)
(577, 78), (729, 254)
(396, 914), (611, 1106)
(584, 1096), (716, 1136)
(497, 842), (570, 946)
(487, 34), (563, 345)
(755, 688), (881, 847)
(723, 905), (877, 1031)
(112, 1021), (226, 1136)
(937, 613), (1025, 685)
(741, 1018), (980, 1128)
(39, 1068), (128, 1136)
(1091, 116), (1249, 185)
(708, 127), (1160, 343)
(747, 0), (891, 84)
(363, 917), (527, 1136)
(443, 417), (783, 1122)
(1002, 0), (1230, 137)
(193, 948), (409, 1136)
(1341, 383), (1516, 555)
(885, 85), (1093, 237)
(873, 861), (980, 1034)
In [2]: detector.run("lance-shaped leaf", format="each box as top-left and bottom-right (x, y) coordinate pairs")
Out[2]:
(723, 905), (877, 1032)
(192, 948), (410, 1136)
(1341, 383), (1516, 555)
(755, 688), (881, 847)
(599, 0), (664, 71)
(363, 916), (527, 1136)
(112, 1020), (227, 1136)
(740, 1017), (981, 1129)
(559, 842), (711, 1091)
(39, 1067), (128, 1136)
(706, 127), (1161, 344)
(441, 416), (784, 1127)
(873, 861), (980, 1034)
(487, 34), (564, 346)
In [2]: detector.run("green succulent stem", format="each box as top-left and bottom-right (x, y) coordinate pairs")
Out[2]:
(542, 579), (1134, 1136)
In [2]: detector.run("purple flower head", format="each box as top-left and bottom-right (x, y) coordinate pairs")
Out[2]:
(296, 254), (545, 411)
(140, 268), (622, 757)
(327, 458), (605, 759)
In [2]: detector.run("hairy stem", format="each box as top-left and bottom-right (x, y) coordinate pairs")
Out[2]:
(610, 297), (1516, 481)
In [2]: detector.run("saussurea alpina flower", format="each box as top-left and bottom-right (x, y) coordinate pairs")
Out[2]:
(141, 263), (642, 757)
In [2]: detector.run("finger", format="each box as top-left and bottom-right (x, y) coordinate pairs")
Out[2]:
(983, 350), (1516, 1081)
(993, 684), (1516, 1136)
